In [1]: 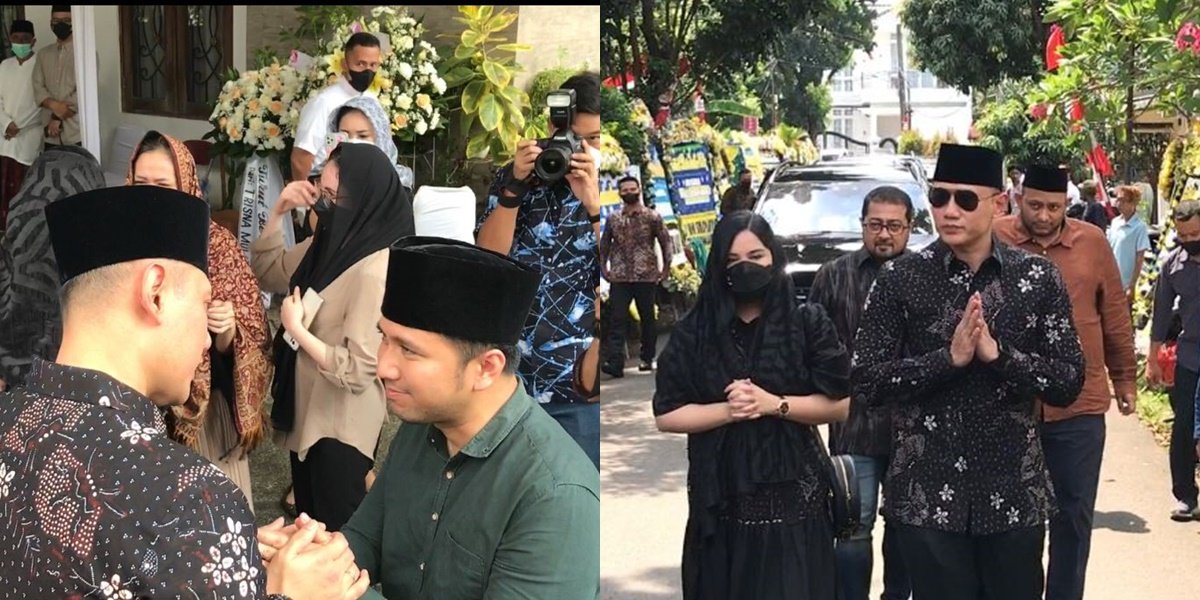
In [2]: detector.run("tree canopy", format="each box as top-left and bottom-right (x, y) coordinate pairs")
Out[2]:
(602, 0), (878, 135)
(901, 0), (1050, 93)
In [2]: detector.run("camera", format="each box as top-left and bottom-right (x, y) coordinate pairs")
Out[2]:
(534, 89), (583, 182)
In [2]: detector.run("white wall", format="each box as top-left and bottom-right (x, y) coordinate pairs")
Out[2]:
(827, 0), (973, 152)
(513, 5), (600, 91)
(27, 5), (245, 202)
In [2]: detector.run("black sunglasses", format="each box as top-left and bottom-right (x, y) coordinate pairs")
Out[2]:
(929, 187), (986, 212)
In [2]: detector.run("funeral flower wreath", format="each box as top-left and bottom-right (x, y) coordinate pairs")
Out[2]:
(296, 6), (448, 140)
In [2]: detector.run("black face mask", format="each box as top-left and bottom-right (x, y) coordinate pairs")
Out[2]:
(52, 22), (71, 40)
(313, 196), (336, 218)
(1181, 241), (1200, 256)
(620, 193), (641, 205)
(347, 69), (375, 93)
(726, 261), (773, 302)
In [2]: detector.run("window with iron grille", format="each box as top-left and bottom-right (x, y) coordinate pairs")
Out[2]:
(119, 5), (232, 119)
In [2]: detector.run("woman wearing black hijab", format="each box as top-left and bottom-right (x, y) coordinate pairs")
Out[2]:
(654, 211), (850, 599)
(251, 142), (414, 529)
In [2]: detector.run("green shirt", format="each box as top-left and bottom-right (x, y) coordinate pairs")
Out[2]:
(343, 382), (600, 599)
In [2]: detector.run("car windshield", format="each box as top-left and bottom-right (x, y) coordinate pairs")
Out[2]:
(757, 178), (934, 238)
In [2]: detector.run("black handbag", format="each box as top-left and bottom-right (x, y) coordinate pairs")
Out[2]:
(828, 453), (861, 539)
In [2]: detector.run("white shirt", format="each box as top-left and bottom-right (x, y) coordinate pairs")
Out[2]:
(1066, 180), (1081, 205)
(293, 77), (376, 156)
(0, 54), (45, 165)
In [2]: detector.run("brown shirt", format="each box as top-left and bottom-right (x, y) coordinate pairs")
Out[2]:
(994, 216), (1137, 421)
(599, 206), (672, 283)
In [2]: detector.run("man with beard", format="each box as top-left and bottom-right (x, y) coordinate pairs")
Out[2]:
(852, 144), (1084, 599)
(600, 175), (673, 376)
(809, 185), (914, 600)
(720, 169), (756, 214)
(994, 164), (1136, 600)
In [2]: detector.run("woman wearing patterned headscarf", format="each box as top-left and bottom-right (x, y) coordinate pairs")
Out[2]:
(126, 130), (272, 507)
(0, 145), (105, 391)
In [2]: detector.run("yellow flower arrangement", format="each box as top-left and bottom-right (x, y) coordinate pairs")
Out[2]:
(206, 61), (304, 157)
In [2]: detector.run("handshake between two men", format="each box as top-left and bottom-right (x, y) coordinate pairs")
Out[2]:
(256, 513), (372, 600)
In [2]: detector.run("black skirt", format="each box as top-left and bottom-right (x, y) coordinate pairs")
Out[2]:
(682, 482), (836, 600)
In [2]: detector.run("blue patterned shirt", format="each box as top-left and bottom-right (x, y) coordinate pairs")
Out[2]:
(476, 166), (598, 404)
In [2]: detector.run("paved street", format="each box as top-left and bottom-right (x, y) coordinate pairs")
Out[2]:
(601, 335), (1200, 600)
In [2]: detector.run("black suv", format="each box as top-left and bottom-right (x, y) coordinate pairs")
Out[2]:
(753, 158), (936, 302)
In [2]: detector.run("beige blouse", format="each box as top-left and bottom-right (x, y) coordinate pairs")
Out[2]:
(249, 227), (388, 462)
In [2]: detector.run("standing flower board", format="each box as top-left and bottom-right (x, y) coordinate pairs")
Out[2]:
(645, 144), (676, 226)
(1134, 123), (1200, 328)
(663, 141), (720, 247)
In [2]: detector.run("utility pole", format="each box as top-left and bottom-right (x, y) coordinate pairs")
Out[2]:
(896, 21), (911, 131)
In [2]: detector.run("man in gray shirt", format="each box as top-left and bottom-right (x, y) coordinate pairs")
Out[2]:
(32, 5), (79, 148)
(1148, 200), (1200, 522)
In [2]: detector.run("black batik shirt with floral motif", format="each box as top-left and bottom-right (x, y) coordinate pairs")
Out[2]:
(0, 358), (265, 598)
(851, 239), (1084, 535)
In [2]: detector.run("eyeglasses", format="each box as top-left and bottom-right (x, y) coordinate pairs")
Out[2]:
(862, 220), (908, 234)
(928, 187), (993, 212)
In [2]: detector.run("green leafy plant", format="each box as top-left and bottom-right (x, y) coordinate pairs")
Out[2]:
(254, 47), (281, 69)
(976, 95), (1080, 168)
(278, 5), (361, 54)
(437, 6), (532, 161)
(525, 66), (578, 140)
(527, 66), (578, 112)
(898, 130), (926, 156)
(600, 86), (646, 166)
(1032, 0), (1200, 179)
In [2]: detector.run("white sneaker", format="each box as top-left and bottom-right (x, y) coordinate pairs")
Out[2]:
(1169, 500), (1198, 522)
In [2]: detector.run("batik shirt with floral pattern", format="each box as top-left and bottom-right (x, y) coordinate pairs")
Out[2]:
(0, 359), (264, 598)
(851, 239), (1084, 535)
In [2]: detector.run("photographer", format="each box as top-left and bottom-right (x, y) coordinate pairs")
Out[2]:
(476, 72), (602, 469)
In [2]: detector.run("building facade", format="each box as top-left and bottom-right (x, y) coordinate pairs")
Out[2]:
(4, 5), (598, 207)
(824, 0), (972, 154)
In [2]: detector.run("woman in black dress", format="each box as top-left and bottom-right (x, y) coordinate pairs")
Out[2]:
(654, 211), (850, 599)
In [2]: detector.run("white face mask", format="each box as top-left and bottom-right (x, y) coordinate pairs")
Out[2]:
(587, 146), (602, 170)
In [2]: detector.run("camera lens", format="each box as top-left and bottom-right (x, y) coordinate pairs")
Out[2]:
(535, 146), (572, 182)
